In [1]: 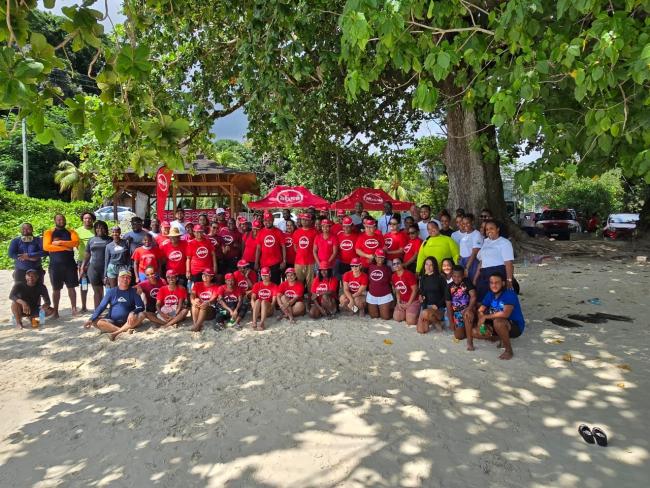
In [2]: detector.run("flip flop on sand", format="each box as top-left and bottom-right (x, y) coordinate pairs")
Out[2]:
(592, 427), (608, 447)
(578, 424), (595, 444)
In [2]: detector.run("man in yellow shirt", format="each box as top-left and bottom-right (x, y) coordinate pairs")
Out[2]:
(43, 214), (80, 318)
(416, 221), (460, 273)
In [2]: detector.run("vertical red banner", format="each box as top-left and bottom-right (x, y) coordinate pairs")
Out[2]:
(156, 167), (173, 220)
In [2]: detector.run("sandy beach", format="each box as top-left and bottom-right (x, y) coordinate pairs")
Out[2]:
(1, 250), (649, 487)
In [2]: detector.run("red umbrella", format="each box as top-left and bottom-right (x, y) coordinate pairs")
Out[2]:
(331, 187), (414, 211)
(248, 185), (330, 210)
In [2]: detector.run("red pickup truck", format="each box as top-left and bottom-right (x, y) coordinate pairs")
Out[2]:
(535, 209), (581, 240)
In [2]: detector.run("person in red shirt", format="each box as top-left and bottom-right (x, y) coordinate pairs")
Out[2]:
(242, 220), (260, 267)
(233, 259), (257, 319)
(207, 222), (223, 269)
(198, 213), (211, 234)
(162, 228), (188, 288)
(190, 269), (219, 332)
(219, 218), (243, 273)
(403, 225), (423, 273)
(251, 267), (278, 331)
(367, 250), (394, 320)
(384, 217), (407, 261)
(132, 233), (163, 283)
(336, 216), (358, 277)
(340, 257), (368, 317)
(283, 220), (297, 269)
(391, 258), (419, 325)
(331, 209), (345, 237)
(216, 273), (243, 327)
(155, 221), (171, 248)
(313, 219), (338, 268)
(214, 208), (228, 230)
(292, 213), (318, 288)
(255, 213), (286, 284)
(277, 268), (305, 322)
(155, 271), (189, 327)
(309, 261), (338, 319)
(186, 225), (217, 284)
(136, 266), (167, 325)
(355, 218), (385, 268)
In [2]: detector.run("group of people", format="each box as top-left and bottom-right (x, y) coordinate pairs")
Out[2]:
(8, 201), (525, 359)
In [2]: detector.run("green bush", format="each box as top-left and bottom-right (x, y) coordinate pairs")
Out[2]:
(0, 186), (94, 269)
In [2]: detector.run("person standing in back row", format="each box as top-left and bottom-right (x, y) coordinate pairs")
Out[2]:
(76, 211), (96, 313)
(43, 214), (80, 318)
(8, 223), (46, 284)
(255, 212), (286, 284)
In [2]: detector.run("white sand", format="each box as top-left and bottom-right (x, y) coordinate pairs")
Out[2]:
(1, 256), (649, 487)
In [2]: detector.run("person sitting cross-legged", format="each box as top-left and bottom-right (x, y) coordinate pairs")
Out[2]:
(10, 269), (54, 328)
(83, 269), (145, 341)
(155, 271), (190, 327)
(277, 267), (306, 323)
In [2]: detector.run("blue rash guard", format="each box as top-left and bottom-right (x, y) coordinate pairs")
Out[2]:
(90, 287), (144, 324)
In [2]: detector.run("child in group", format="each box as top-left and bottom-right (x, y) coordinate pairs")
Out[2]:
(441, 258), (454, 284)
(215, 273), (242, 328)
(448, 265), (477, 350)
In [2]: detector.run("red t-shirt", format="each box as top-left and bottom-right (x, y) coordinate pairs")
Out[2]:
(233, 269), (258, 293)
(242, 232), (258, 263)
(293, 227), (318, 265)
(132, 246), (162, 273)
(162, 241), (187, 275)
(255, 227), (284, 267)
(403, 237), (423, 264)
(368, 264), (392, 297)
(391, 270), (417, 302)
(207, 234), (223, 258)
(311, 277), (339, 295)
(192, 282), (219, 303)
(157, 285), (188, 310)
(155, 234), (170, 248)
(355, 233), (385, 267)
(187, 238), (215, 274)
(139, 277), (166, 309)
(252, 281), (278, 302)
(216, 285), (241, 303)
(384, 231), (407, 258)
(343, 271), (369, 293)
(337, 231), (358, 264)
(314, 233), (338, 262)
(283, 232), (296, 264)
(331, 223), (343, 237)
(219, 227), (242, 259)
(277, 280), (305, 301)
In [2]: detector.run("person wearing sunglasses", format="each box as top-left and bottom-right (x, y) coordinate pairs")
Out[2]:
(366, 250), (394, 320)
(391, 258), (419, 325)
(384, 217), (406, 262)
(403, 225), (423, 273)
(340, 257), (368, 317)
(355, 218), (384, 269)
(478, 208), (493, 237)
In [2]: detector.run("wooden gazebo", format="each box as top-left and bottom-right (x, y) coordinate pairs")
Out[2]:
(112, 155), (259, 219)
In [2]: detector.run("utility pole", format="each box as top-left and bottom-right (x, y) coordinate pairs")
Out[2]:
(22, 117), (29, 196)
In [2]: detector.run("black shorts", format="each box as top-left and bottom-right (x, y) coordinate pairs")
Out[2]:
(87, 267), (104, 286)
(337, 262), (351, 276)
(104, 318), (127, 327)
(219, 257), (239, 274)
(485, 319), (522, 338)
(49, 264), (79, 290)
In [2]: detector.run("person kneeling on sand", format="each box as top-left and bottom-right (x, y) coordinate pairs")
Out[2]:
(155, 271), (189, 327)
(277, 268), (306, 323)
(475, 273), (525, 360)
(10, 269), (54, 328)
(339, 257), (368, 317)
(251, 267), (278, 330)
(83, 269), (145, 341)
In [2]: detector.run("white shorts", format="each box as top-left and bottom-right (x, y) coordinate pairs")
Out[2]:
(366, 292), (394, 306)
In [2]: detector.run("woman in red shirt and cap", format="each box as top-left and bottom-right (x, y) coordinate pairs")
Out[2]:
(242, 220), (261, 268)
(255, 212), (286, 284)
(336, 216), (358, 277)
(309, 261), (338, 318)
(186, 224), (217, 284)
(366, 249), (394, 320)
(391, 257), (419, 325)
(355, 217), (384, 269)
(313, 219), (338, 268)
(277, 267), (305, 322)
(251, 266), (278, 330)
(190, 269), (219, 332)
(340, 257), (368, 317)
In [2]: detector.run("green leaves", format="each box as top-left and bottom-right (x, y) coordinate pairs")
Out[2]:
(142, 115), (190, 148)
(412, 80), (438, 112)
(115, 45), (152, 80)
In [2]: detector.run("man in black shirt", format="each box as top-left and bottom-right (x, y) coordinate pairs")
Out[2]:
(10, 269), (54, 328)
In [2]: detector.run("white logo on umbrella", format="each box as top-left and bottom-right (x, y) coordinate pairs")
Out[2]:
(363, 193), (384, 205)
(277, 189), (304, 204)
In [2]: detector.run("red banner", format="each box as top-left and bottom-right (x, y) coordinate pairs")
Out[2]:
(161, 209), (231, 223)
(156, 167), (173, 220)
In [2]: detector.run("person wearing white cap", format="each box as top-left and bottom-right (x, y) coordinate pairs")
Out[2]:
(214, 208), (228, 230)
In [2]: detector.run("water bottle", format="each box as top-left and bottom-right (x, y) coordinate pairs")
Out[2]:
(187, 280), (193, 292)
(39, 308), (46, 326)
(479, 323), (487, 335)
(443, 311), (450, 329)
(81, 276), (88, 291)
(11, 315), (18, 328)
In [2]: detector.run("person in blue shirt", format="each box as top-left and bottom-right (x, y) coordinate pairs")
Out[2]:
(83, 269), (145, 341)
(8, 223), (47, 284)
(476, 272), (525, 360)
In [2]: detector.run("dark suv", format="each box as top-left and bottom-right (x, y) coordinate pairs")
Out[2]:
(535, 209), (581, 240)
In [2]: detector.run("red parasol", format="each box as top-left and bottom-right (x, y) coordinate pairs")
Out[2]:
(248, 185), (330, 210)
(330, 187), (414, 211)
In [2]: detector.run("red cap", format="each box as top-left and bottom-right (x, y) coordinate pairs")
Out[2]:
(161, 221), (171, 228)
(252, 220), (262, 229)
(336, 209), (345, 216)
(300, 213), (312, 220)
(374, 249), (386, 258)
(318, 260), (331, 270)
(237, 259), (249, 267)
(321, 219), (332, 226)
(224, 273), (234, 280)
(263, 212), (273, 220)
(285, 267), (296, 275)
(350, 257), (362, 266)
(202, 268), (214, 275)
(363, 218), (376, 226)
(342, 216), (353, 225)
(237, 216), (248, 224)
(165, 269), (176, 276)
(193, 224), (204, 232)
(260, 266), (271, 276)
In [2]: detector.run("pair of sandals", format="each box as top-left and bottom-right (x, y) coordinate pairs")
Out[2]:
(578, 425), (608, 446)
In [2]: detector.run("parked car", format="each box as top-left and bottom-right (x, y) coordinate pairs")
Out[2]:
(94, 206), (136, 222)
(519, 212), (540, 237)
(603, 213), (639, 239)
(273, 211), (298, 229)
(535, 209), (581, 240)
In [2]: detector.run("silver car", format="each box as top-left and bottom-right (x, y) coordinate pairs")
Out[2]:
(94, 206), (136, 222)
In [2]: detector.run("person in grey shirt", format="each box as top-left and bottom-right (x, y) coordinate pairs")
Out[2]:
(104, 226), (131, 287)
(81, 220), (111, 309)
(123, 216), (147, 255)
